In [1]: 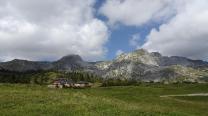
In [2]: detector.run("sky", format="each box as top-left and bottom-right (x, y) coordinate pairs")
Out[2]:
(0, 0), (208, 61)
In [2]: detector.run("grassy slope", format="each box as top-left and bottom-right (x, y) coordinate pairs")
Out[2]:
(0, 84), (208, 116)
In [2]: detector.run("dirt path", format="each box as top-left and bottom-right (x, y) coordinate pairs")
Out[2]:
(160, 93), (208, 97)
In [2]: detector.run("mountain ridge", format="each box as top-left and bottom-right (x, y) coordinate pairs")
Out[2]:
(0, 49), (208, 83)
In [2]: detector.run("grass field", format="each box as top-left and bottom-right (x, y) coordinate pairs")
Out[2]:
(0, 83), (208, 116)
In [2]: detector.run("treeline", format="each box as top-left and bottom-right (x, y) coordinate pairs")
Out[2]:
(102, 78), (140, 87)
(0, 70), (102, 84)
(60, 71), (102, 83)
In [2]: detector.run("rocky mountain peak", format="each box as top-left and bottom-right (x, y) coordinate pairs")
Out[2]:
(150, 52), (162, 57)
(58, 54), (83, 63)
(133, 49), (149, 55)
(115, 49), (158, 66)
(53, 54), (92, 71)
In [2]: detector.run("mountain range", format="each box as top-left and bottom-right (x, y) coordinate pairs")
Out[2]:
(1, 49), (208, 83)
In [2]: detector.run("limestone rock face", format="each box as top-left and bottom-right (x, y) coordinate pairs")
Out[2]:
(115, 49), (159, 66)
(95, 61), (112, 70)
(95, 49), (208, 83)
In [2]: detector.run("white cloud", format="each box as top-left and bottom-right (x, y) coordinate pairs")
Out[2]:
(100, 0), (208, 60)
(116, 50), (124, 56)
(99, 0), (176, 26)
(0, 0), (109, 61)
(143, 0), (208, 60)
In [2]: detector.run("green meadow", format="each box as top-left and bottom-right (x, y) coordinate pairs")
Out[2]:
(0, 83), (208, 116)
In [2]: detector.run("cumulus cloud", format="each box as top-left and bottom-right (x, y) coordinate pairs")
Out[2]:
(143, 0), (208, 60)
(100, 0), (208, 60)
(116, 50), (124, 56)
(0, 0), (109, 61)
(99, 0), (176, 26)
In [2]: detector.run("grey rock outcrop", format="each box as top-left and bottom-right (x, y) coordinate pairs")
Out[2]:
(95, 49), (208, 83)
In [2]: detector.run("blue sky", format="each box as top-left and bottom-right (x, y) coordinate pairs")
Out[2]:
(104, 23), (160, 60)
(94, 0), (164, 60)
